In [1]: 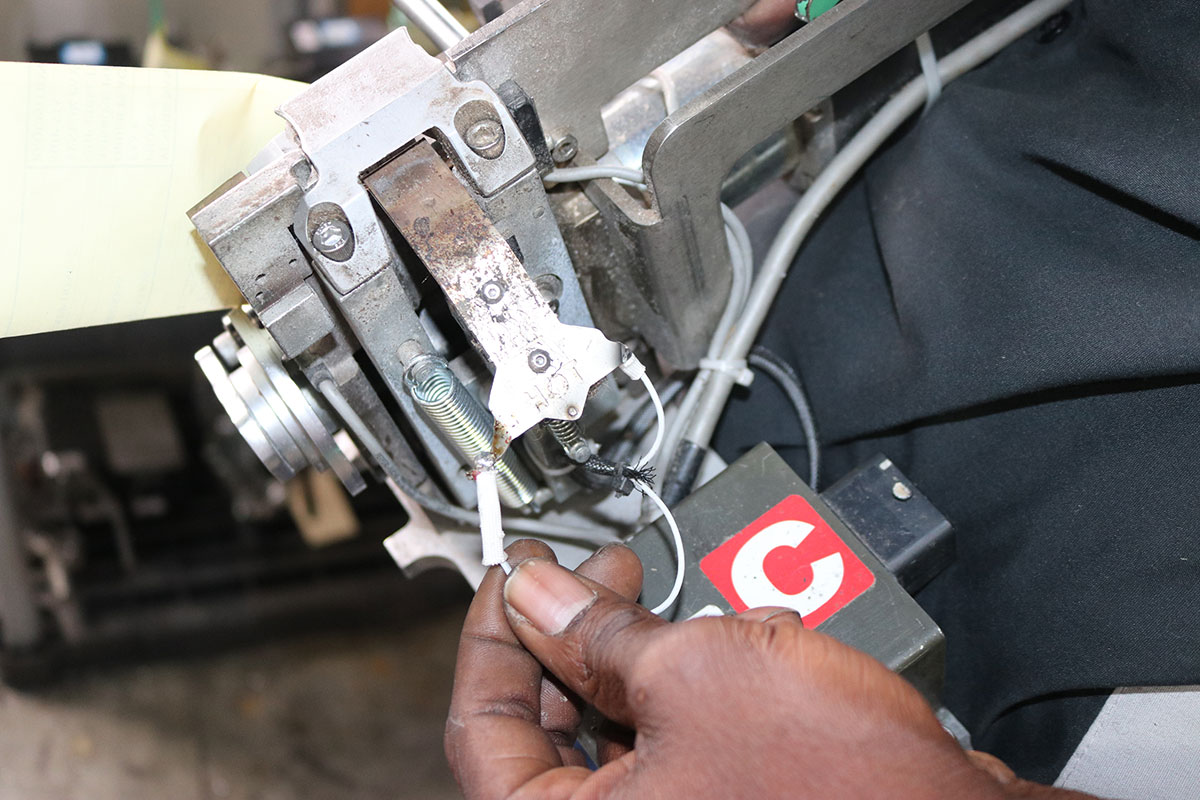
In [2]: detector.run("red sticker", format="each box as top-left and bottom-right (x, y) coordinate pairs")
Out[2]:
(700, 495), (875, 629)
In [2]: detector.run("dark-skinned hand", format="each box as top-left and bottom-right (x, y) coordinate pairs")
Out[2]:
(445, 539), (1099, 799)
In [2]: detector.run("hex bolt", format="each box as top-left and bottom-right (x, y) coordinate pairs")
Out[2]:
(480, 280), (505, 304)
(405, 356), (537, 508)
(464, 118), (506, 159)
(892, 481), (913, 501)
(551, 135), (579, 165)
(527, 349), (551, 373)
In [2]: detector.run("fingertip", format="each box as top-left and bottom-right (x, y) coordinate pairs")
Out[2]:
(593, 542), (643, 576)
(504, 538), (558, 572)
(577, 542), (644, 601)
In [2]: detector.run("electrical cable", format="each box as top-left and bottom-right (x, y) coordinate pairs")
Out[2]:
(678, 0), (1074, 475)
(748, 347), (820, 489)
(612, 356), (683, 615)
(657, 205), (754, 485)
(637, 373), (666, 469)
(317, 379), (614, 544)
(639, 478), (685, 616)
(543, 165), (647, 186)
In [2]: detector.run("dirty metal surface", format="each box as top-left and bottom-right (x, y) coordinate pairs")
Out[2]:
(364, 141), (623, 452)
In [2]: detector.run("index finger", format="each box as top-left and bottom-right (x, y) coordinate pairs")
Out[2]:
(444, 540), (572, 800)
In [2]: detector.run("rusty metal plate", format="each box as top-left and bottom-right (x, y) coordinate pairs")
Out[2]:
(364, 140), (622, 452)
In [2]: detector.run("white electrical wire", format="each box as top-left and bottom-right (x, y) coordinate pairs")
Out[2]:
(543, 166), (647, 187)
(637, 373), (666, 469)
(680, 0), (1074, 456)
(639, 478), (685, 616)
(657, 204), (754, 482)
(613, 355), (681, 614)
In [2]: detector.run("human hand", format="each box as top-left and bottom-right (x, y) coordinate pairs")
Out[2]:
(445, 539), (1096, 799)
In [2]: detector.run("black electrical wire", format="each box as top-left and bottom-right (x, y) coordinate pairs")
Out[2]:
(747, 346), (820, 489)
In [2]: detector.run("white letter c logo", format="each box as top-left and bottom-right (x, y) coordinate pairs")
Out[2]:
(730, 520), (845, 617)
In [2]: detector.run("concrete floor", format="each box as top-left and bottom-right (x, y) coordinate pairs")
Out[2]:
(0, 608), (468, 800)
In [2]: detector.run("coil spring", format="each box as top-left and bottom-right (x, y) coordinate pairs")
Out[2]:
(544, 419), (592, 463)
(405, 356), (537, 508)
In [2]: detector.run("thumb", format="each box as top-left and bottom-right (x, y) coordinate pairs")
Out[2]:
(502, 557), (666, 728)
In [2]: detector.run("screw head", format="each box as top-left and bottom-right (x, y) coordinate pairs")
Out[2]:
(566, 405), (580, 419)
(551, 135), (579, 165)
(313, 219), (352, 255)
(464, 118), (505, 159)
(480, 280), (505, 304)
(528, 349), (551, 373)
(892, 481), (913, 501)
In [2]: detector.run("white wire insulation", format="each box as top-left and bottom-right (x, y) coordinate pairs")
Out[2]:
(637, 373), (666, 469)
(543, 166), (647, 187)
(639, 479), (685, 616)
(658, 205), (754, 482)
(681, 0), (1074, 455)
(474, 457), (506, 567)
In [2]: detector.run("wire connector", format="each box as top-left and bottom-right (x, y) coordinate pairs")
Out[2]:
(619, 350), (647, 381)
(582, 456), (655, 497)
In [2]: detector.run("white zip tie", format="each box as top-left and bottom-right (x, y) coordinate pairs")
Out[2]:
(474, 455), (507, 570)
(915, 32), (943, 114)
(698, 357), (754, 387)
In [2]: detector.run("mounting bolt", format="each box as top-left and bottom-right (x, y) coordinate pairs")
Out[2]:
(464, 118), (505, 159)
(312, 219), (353, 258)
(480, 280), (506, 305)
(892, 481), (913, 501)
(527, 349), (551, 373)
(551, 135), (578, 165)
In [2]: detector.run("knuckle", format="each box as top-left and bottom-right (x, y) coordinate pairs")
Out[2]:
(478, 693), (540, 724)
(625, 620), (718, 697)
(563, 599), (656, 706)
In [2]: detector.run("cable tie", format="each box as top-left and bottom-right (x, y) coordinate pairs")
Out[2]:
(698, 357), (754, 387)
(915, 32), (942, 114)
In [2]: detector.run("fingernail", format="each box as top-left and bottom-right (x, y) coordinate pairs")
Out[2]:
(503, 559), (596, 635)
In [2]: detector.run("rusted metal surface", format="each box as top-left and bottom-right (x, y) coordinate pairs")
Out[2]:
(364, 141), (623, 453)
